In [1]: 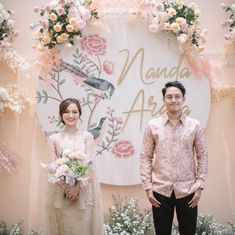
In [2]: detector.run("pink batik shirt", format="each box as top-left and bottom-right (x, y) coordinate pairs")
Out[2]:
(140, 114), (208, 199)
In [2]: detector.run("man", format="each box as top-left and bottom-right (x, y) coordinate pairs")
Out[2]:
(140, 81), (208, 235)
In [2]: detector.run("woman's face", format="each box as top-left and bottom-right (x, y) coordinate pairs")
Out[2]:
(62, 103), (80, 127)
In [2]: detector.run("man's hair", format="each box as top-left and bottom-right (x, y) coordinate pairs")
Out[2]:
(162, 81), (186, 97)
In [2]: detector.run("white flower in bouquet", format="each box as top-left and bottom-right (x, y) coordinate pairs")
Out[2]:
(61, 148), (72, 158)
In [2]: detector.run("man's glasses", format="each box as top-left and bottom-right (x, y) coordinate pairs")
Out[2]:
(165, 95), (183, 101)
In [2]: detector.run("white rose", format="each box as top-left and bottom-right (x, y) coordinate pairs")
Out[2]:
(152, 16), (160, 25)
(62, 149), (72, 158)
(176, 0), (184, 5)
(171, 22), (180, 33)
(176, 17), (186, 25)
(163, 22), (171, 30)
(81, 9), (91, 21)
(189, 2), (199, 10)
(177, 33), (188, 44)
(149, 24), (161, 33)
(0, 87), (9, 100)
(49, 1), (58, 8)
(194, 8), (200, 16)
(2, 9), (9, 19)
(231, 3), (235, 11)
(167, 7), (177, 16)
(0, 14), (3, 24)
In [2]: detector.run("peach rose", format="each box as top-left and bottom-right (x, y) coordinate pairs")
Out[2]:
(53, 24), (62, 32)
(66, 24), (74, 32)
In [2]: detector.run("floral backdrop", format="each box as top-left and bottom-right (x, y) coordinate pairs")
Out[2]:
(36, 16), (210, 185)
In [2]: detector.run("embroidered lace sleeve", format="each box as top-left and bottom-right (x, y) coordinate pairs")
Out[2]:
(47, 135), (58, 161)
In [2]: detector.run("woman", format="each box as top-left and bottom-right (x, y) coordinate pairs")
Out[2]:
(46, 98), (103, 235)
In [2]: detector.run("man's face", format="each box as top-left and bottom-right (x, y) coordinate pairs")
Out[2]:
(163, 86), (185, 113)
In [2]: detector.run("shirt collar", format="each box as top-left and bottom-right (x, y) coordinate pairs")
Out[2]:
(162, 113), (186, 126)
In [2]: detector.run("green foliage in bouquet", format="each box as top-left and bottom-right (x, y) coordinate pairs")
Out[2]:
(104, 195), (154, 235)
(66, 159), (90, 177)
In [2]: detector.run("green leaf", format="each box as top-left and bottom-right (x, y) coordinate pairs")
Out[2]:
(59, 79), (66, 85)
(108, 123), (113, 129)
(36, 91), (41, 103)
(107, 130), (113, 136)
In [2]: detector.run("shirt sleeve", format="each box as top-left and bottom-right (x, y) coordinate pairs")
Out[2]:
(194, 123), (208, 189)
(140, 125), (155, 191)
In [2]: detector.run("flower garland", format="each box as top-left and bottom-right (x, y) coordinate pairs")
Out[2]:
(0, 141), (16, 174)
(31, 0), (99, 51)
(0, 3), (30, 77)
(0, 84), (33, 113)
(139, 0), (207, 56)
(221, 2), (235, 64)
(221, 2), (235, 41)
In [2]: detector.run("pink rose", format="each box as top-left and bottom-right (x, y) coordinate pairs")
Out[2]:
(103, 60), (114, 75)
(57, 8), (65, 16)
(0, 41), (10, 48)
(81, 34), (106, 56)
(112, 140), (135, 158)
(155, 3), (164, 12)
(41, 20), (48, 28)
(45, 5), (51, 13)
(225, 34), (231, 40)
(59, 0), (66, 5)
(34, 7), (40, 13)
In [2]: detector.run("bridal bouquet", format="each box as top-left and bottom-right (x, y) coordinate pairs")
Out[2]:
(41, 149), (92, 187)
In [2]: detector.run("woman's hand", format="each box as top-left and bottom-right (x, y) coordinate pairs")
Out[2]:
(65, 183), (81, 202)
(57, 179), (68, 190)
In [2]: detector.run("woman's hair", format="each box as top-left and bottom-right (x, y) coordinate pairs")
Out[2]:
(59, 98), (82, 124)
(162, 81), (186, 97)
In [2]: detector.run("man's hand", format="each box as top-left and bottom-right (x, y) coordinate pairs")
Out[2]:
(188, 188), (202, 208)
(146, 189), (161, 208)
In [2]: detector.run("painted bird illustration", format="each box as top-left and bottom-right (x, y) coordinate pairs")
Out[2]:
(59, 60), (115, 99)
(88, 117), (106, 140)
